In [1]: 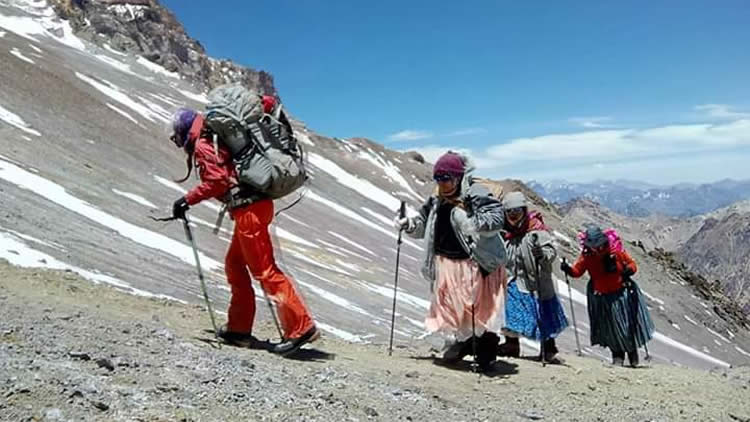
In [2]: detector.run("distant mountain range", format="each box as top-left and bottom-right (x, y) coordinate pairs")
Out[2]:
(529, 179), (750, 217)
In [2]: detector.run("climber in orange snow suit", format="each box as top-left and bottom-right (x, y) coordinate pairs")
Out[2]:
(168, 106), (318, 356)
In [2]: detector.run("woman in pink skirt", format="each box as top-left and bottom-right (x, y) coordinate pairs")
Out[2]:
(395, 151), (507, 372)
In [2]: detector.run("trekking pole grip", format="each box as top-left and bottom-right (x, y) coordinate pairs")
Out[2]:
(398, 201), (406, 241)
(388, 200), (406, 356)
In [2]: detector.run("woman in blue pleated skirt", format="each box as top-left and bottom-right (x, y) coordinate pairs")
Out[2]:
(498, 192), (568, 361)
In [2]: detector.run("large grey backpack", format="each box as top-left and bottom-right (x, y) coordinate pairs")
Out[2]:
(204, 83), (306, 199)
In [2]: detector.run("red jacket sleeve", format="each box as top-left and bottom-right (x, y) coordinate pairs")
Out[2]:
(568, 254), (588, 278)
(184, 141), (231, 206)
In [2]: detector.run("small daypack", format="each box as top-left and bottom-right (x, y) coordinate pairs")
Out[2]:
(471, 177), (504, 199)
(430, 177), (504, 199)
(577, 227), (624, 254)
(203, 83), (306, 199)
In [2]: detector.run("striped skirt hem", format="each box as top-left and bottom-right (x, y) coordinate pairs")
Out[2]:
(587, 280), (654, 353)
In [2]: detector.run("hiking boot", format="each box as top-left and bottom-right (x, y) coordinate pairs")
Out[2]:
(478, 359), (496, 373)
(497, 337), (520, 358)
(217, 324), (255, 347)
(442, 340), (470, 363)
(627, 351), (639, 368)
(541, 338), (559, 362)
(611, 350), (625, 366)
(476, 332), (499, 372)
(272, 326), (320, 356)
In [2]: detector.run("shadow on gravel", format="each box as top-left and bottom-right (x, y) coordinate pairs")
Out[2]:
(195, 331), (275, 351)
(515, 355), (571, 367)
(411, 356), (519, 377)
(196, 330), (336, 361)
(285, 348), (336, 362)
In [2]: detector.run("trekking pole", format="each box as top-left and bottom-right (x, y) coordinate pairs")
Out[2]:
(531, 234), (546, 367)
(470, 281), (479, 374)
(388, 201), (406, 356)
(181, 216), (220, 339)
(562, 258), (582, 356)
(259, 283), (284, 341)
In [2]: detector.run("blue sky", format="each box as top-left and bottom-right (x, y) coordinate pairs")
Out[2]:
(162, 0), (750, 184)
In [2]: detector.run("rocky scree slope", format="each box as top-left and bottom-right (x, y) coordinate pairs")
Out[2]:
(2, 262), (750, 422)
(679, 211), (750, 313)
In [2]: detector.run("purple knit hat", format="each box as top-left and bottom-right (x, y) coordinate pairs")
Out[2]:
(433, 152), (465, 177)
(169, 107), (198, 148)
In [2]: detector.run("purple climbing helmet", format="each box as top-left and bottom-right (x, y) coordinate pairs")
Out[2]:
(169, 107), (198, 148)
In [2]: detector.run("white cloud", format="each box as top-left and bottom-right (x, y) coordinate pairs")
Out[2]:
(446, 127), (487, 137)
(400, 105), (750, 183)
(387, 129), (433, 141)
(506, 150), (750, 185)
(568, 116), (614, 129)
(405, 145), (497, 170)
(694, 104), (750, 120)
(406, 145), (457, 164)
(486, 119), (750, 165)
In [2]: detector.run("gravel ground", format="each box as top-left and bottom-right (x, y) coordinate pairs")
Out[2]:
(1, 260), (749, 422)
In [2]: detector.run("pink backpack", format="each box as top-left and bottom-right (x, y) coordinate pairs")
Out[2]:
(577, 228), (623, 253)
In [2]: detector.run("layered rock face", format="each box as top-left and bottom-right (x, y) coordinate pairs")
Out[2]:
(48, 0), (276, 94)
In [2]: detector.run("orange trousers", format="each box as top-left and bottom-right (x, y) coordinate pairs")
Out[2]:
(225, 199), (315, 339)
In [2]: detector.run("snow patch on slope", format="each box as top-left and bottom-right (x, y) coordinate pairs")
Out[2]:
(0, 156), (221, 271)
(308, 152), (402, 211)
(10, 47), (34, 63)
(106, 103), (139, 125)
(112, 189), (157, 208)
(137, 56), (180, 79)
(176, 88), (208, 104)
(76, 72), (167, 123)
(0, 228), (184, 303)
(0, 1), (85, 51)
(357, 148), (422, 200)
(0, 104), (41, 136)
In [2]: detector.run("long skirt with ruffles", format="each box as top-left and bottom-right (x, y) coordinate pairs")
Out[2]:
(587, 280), (654, 353)
(424, 256), (507, 342)
(502, 280), (569, 341)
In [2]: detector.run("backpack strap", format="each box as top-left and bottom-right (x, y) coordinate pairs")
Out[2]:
(212, 133), (220, 161)
(212, 203), (227, 235)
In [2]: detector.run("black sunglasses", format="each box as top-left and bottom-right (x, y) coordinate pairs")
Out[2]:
(433, 173), (454, 182)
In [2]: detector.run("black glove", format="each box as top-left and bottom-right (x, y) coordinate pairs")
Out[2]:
(172, 196), (189, 220)
(462, 194), (475, 216)
(603, 254), (617, 273)
(622, 266), (635, 278)
(560, 261), (572, 276)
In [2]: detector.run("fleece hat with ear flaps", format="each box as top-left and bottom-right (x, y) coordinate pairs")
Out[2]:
(433, 152), (465, 177)
(583, 226), (608, 249)
(502, 191), (528, 209)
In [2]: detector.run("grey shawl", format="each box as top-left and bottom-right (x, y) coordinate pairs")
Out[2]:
(405, 154), (507, 287)
(504, 229), (558, 300)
